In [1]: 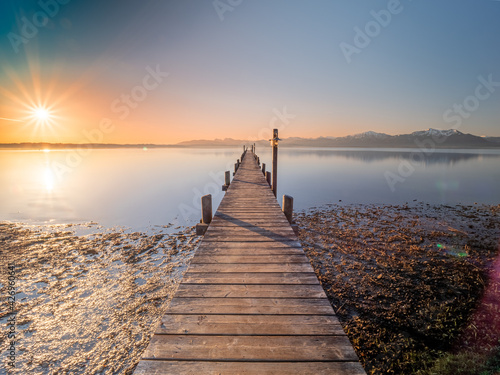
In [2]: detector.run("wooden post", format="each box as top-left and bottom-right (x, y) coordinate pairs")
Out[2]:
(234, 162), (238, 175)
(272, 129), (278, 197)
(257, 157), (260, 165)
(262, 163), (266, 176)
(222, 170), (230, 191)
(201, 194), (212, 224)
(266, 171), (271, 186)
(282, 195), (293, 224)
(196, 194), (212, 235)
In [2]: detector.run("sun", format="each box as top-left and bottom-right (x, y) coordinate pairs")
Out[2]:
(32, 107), (52, 123)
(21, 104), (60, 140)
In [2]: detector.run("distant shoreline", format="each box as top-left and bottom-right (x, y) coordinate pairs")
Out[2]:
(3, 129), (500, 149)
(1, 142), (500, 150)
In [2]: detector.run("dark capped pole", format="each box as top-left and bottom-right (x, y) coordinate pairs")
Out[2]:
(270, 129), (280, 197)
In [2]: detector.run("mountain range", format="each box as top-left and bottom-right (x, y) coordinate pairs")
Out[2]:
(2, 129), (500, 149)
(176, 129), (500, 148)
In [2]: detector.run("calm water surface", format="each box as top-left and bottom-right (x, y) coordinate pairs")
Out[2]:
(1, 147), (499, 230)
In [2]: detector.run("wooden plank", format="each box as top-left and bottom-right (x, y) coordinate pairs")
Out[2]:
(167, 297), (334, 315)
(206, 227), (295, 235)
(134, 361), (366, 375)
(203, 233), (296, 240)
(209, 220), (292, 226)
(187, 263), (314, 273)
(175, 284), (326, 298)
(196, 242), (303, 250)
(208, 223), (293, 228)
(195, 248), (305, 256)
(157, 314), (344, 335)
(202, 237), (298, 243)
(182, 272), (320, 285)
(141, 335), (359, 361)
(214, 213), (289, 218)
(190, 255), (309, 263)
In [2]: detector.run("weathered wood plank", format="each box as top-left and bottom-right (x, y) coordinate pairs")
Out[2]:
(194, 248), (305, 256)
(202, 236), (297, 242)
(187, 263), (314, 273)
(187, 262), (312, 273)
(174, 284), (326, 298)
(208, 223), (293, 228)
(196, 241), (303, 250)
(168, 297), (334, 315)
(134, 361), (366, 375)
(141, 335), (359, 361)
(190, 255), (309, 264)
(182, 272), (320, 284)
(205, 227), (295, 235)
(157, 314), (344, 335)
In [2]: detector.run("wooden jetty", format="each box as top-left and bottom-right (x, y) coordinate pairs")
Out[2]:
(133, 150), (365, 374)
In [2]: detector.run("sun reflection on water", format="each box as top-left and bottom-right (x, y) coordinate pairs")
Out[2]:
(43, 166), (55, 192)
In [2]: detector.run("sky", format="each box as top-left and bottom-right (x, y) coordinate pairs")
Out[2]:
(0, 0), (499, 144)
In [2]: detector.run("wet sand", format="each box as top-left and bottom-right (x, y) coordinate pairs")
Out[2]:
(296, 203), (500, 374)
(0, 222), (200, 374)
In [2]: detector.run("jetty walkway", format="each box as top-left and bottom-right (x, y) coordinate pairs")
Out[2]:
(133, 151), (365, 374)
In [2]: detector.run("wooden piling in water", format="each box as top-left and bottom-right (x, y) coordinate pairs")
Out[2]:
(201, 194), (212, 224)
(222, 171), (230, 191)
(262, 163), (266, 176)
(282, 195), (293, 224)
(266, 171), (271, 186)
(195, 194), (212, 235)
(272, 129), (278, 197)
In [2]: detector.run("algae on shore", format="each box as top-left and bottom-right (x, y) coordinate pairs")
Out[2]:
(296, 203), (500, 375)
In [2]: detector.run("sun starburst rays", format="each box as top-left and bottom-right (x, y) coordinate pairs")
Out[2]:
(0, 55), (65, 141)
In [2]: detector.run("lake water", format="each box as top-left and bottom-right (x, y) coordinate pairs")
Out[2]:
(1, 147), (499, 230)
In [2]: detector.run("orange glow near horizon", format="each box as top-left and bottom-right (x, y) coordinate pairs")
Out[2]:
(0, 50), (421, 145)
(0, 52), (377, 145)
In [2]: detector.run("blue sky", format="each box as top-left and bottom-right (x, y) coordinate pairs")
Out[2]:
(1, 0), (499, 143)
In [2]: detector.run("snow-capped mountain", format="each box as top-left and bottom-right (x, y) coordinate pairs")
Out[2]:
(411, 128), (463, 137)
(350, 131), (391, 139)
(171, 128), (500, 148)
